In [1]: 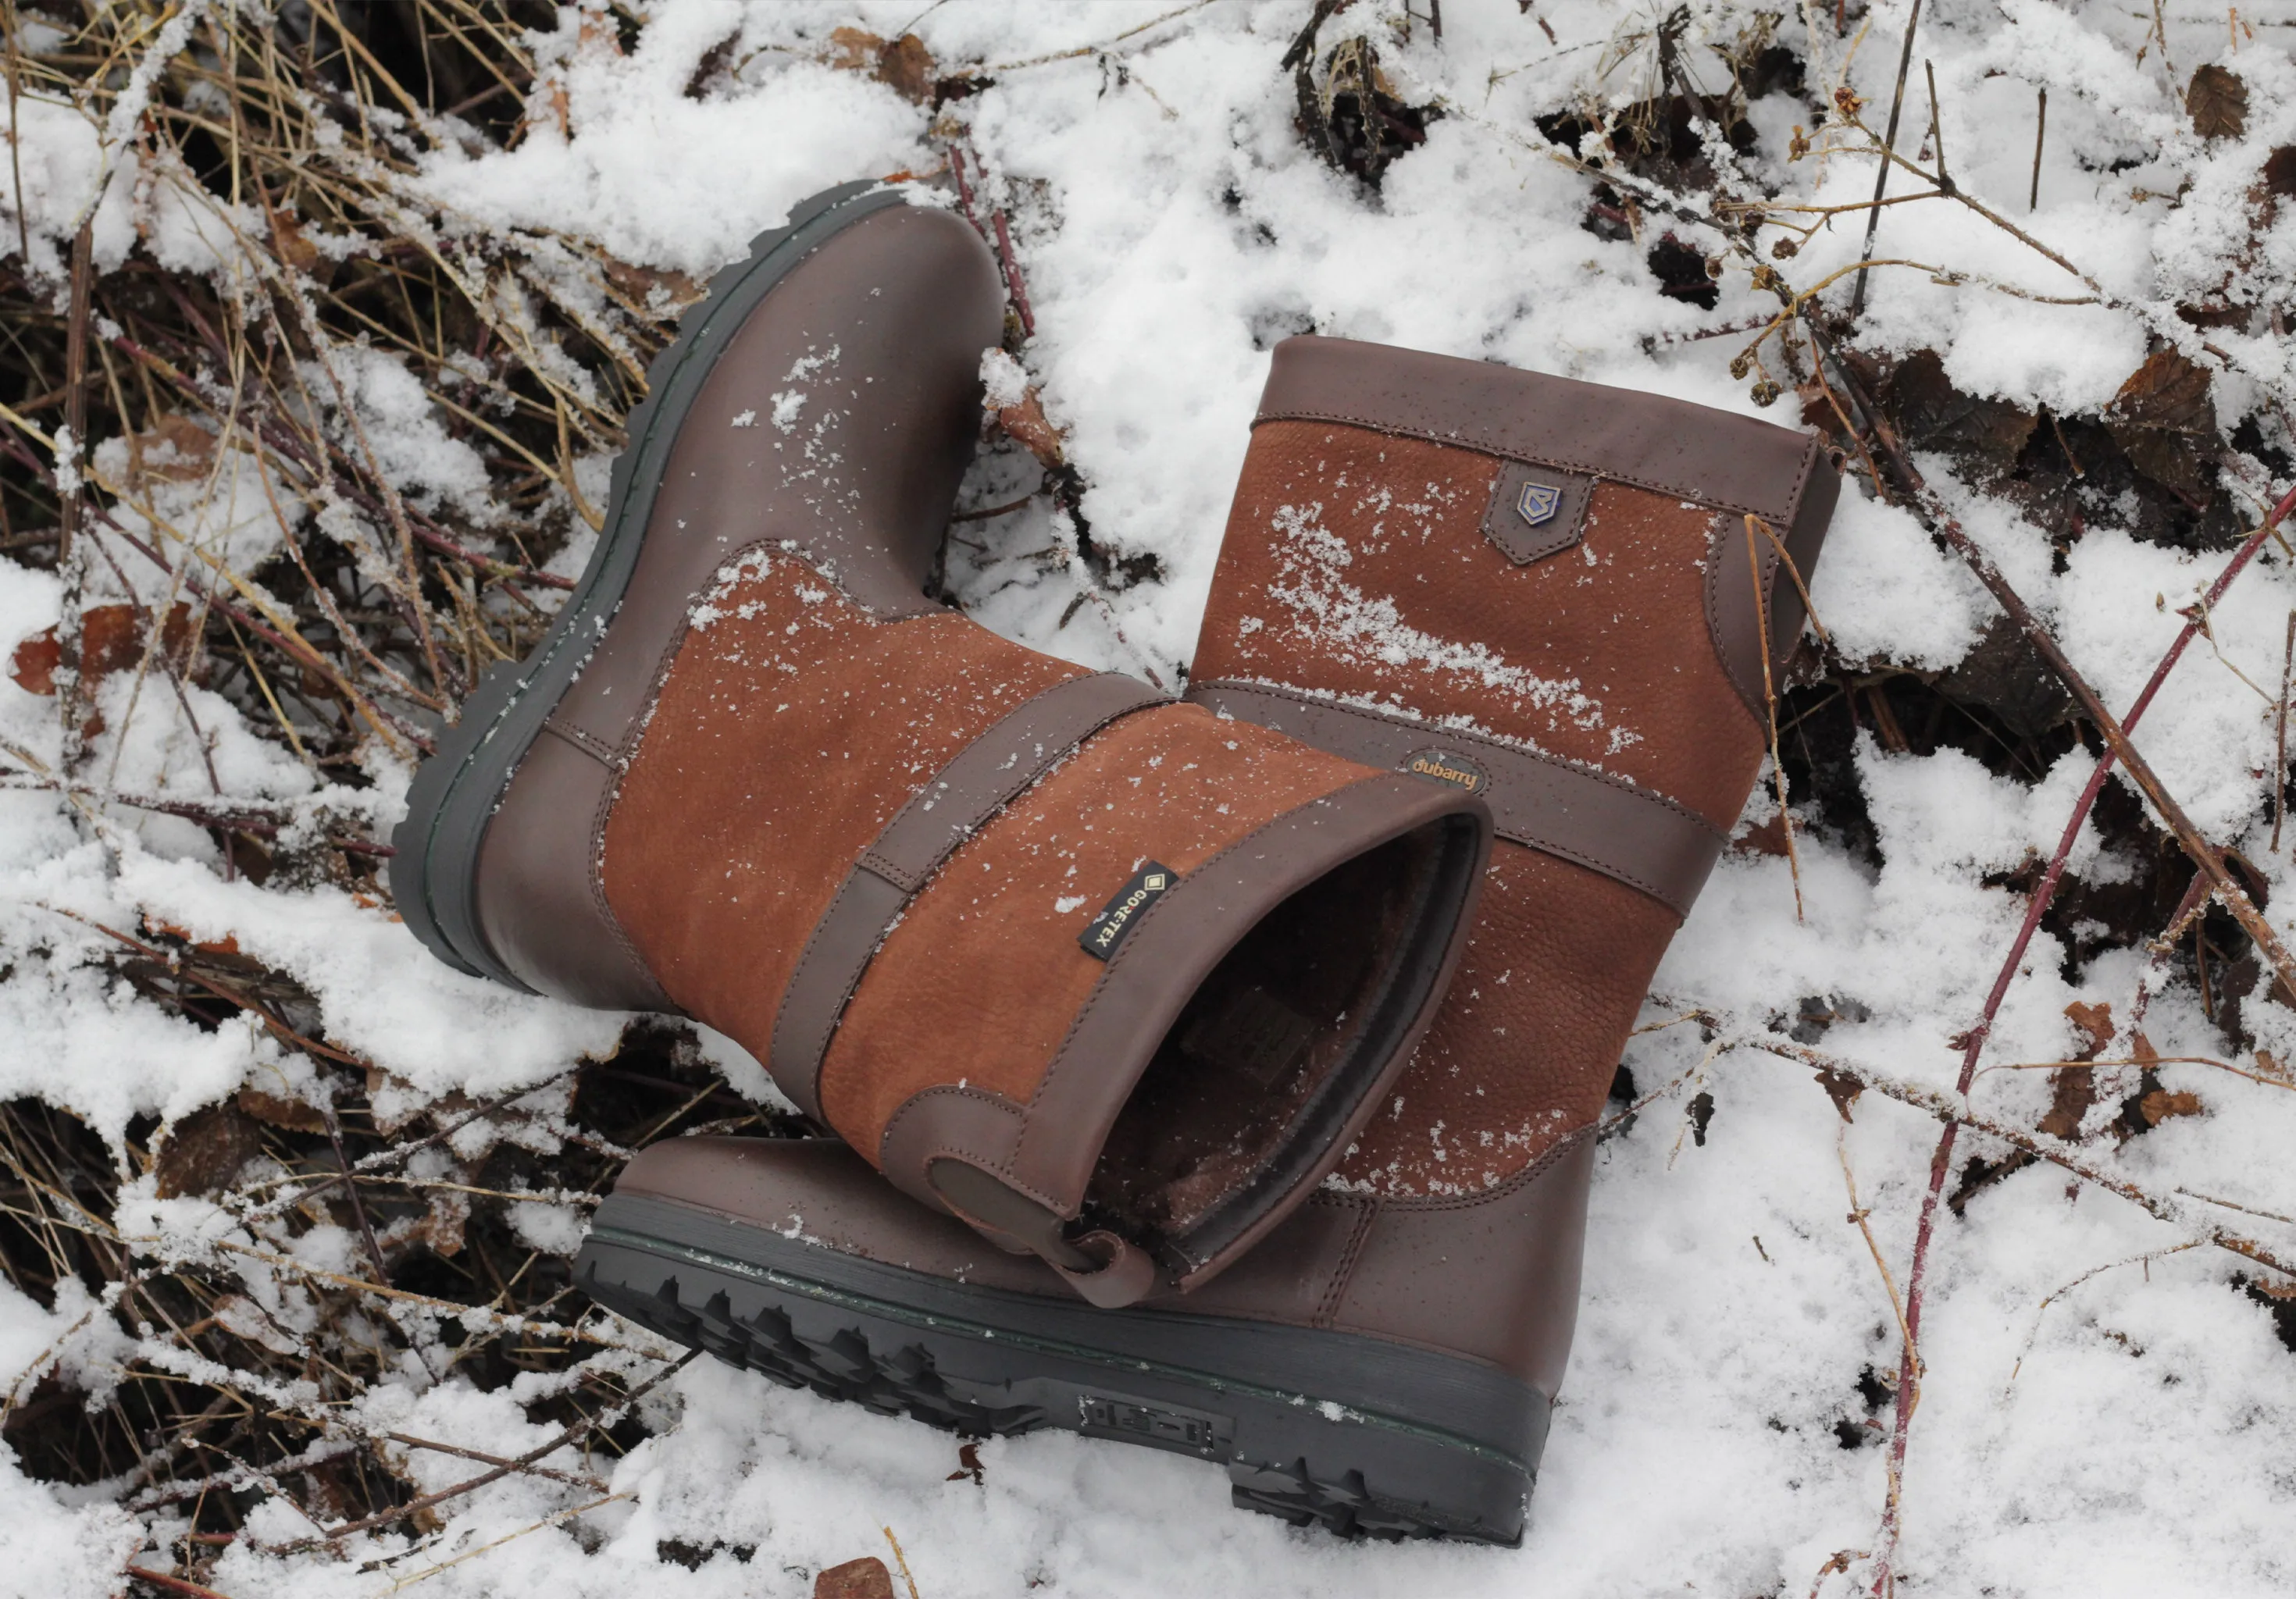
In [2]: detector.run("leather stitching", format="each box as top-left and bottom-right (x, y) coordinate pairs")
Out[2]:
(1369, 1120), (1602, 1215)
(539, 717), (619, 768)
(855, 848), (922, 893)
(875, 1086), (1054, 1207)
(1702, 513), (1776, 728)
(779, 675), (1167, 1133)
(1257, 405), (1801, 524)
(1193, 678), (1721, 912)
(1313, 1196), (1379, 1328)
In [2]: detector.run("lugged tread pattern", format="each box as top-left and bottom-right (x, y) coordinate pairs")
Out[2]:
(579, 1241), (1520, 1544)
(1229, 1458), (1479, 1541)
(583, 1253), (1047, 1437)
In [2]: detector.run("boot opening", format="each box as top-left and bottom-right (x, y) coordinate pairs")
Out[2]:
(1084, 811), (1482, 1270)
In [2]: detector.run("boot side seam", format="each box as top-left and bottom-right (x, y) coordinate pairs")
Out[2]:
(587, 746), (662, 1005)
(540, 717), (619, 768)
(1703, 510), (1783, 727)
(1313, 1195), (1380, 1329)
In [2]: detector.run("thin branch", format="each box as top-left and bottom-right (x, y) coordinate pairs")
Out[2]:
(1850, 0), (1923, 315)
(304, 1351), (694, 1544)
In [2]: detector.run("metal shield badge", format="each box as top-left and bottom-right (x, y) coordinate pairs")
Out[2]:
(1517, 480), (1563, 527)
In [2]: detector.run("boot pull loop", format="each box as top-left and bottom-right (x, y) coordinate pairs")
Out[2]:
(1048, 1230), (1157, 1309)
(925, 1156), (1160, 1307)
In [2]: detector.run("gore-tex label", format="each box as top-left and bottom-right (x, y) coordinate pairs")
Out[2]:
(1078, 862), (1175, 961)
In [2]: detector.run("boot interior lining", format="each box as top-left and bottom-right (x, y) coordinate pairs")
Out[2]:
(1083, 823), (1459, 1259)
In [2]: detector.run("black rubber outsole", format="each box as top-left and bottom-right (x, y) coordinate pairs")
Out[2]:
(389, 180), (907, 986)
(576, 1193), (1542, 1544)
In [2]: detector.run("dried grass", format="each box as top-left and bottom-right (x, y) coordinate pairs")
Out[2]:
(2, 5), (2292, 1594)
(0, 7), (792, 1580)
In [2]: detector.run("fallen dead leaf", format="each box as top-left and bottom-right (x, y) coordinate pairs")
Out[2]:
(237, 1087), (330, 1134)
(2066, 1000), (2113, 1059)
(2140, 1088), (2203, 1126)
(2105, 348), (2218, 504)
(827, 26), (883, 71)
(815, 1556), (897, 1599)
(2187, 64), (2248, 141)
(155, 1105), (266, 1199)
(2267, 147), (2296, 200)
(1888, 350), (2037, 478)
(826, 27), (936, 104)
(1814, 1065), (1863, 1123)
(9, 602), (198, 696)
(147, 918), (241, 956)
(992, 387), (1067, 469)
(876, 34), (936, 103)
(604, 257), (704, 318)
(130, 414), (219, 486)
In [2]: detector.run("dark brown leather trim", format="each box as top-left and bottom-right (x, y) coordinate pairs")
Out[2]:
(768, 867), (909, 1122)
(859, 671), (1166, 891)
(1481, 460), (1592, 565)
(1704, 511), (1781, 725)
(1256, 335), (1827, 526)
(1006, 773), (1492, 1280)
(876, 1083), (1028, 1214)
(767, 671), (1167, 1120)
(473, 729), (673, 1010)
(1327, 1127), (1595, 1400)
(538, 716), (619, 768)
(1770, 443), (1843, 669)
(1188, 679), (1722, 917)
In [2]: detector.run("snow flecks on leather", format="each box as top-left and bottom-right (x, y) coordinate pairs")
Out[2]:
(1263, 500), (1617, 736)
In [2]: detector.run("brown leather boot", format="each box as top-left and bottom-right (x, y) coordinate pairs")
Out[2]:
(394, 199), (1491, 1306)
(572, 336), (1838, 1541)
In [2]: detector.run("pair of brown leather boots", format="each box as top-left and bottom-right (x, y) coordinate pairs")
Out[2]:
(392, 184), (1838, 1543)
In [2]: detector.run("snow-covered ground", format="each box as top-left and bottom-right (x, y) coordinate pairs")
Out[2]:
(5, 2), (2296, 1594)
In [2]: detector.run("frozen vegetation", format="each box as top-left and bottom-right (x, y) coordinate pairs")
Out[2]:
(2, 2), (2294, 1594)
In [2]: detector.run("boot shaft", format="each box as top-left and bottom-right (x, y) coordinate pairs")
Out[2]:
(1190, 337), (1840, 1191)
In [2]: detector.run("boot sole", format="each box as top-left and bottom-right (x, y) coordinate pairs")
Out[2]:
(390, 180), (908, 985)
(576, 1192), (1546, 1544)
